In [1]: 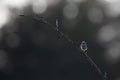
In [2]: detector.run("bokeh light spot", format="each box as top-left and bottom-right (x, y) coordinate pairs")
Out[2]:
(32, 0), (47, 14)
(2, 0), (30, 9)
(99, 0), (120, 17)
(88, 8), (103, 23)
(98, 25), (117, 43)
(0, 7), (10, 28)
(63, 3), (79, 19)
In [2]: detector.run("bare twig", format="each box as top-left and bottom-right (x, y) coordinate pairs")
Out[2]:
(19, 14), (107, 80)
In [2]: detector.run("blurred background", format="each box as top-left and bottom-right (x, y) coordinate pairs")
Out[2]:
(0, 0), (120, 80)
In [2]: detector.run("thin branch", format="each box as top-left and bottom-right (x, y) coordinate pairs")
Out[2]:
(19, 14), (107, 80)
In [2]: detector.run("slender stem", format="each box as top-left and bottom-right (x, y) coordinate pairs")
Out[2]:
(83, 51), (102, 75)
(19, 15), (107, 80)
(83, 51), (107, 80)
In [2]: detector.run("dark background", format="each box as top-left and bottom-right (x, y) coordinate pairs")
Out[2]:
(0, 0), (119, 80)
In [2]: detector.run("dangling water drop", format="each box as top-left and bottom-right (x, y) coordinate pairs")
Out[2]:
(80, 41), (88, 52)
(56, 19), (59, 31)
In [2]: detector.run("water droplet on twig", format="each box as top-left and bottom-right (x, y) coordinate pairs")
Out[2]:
(80, 41), (88, 52)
